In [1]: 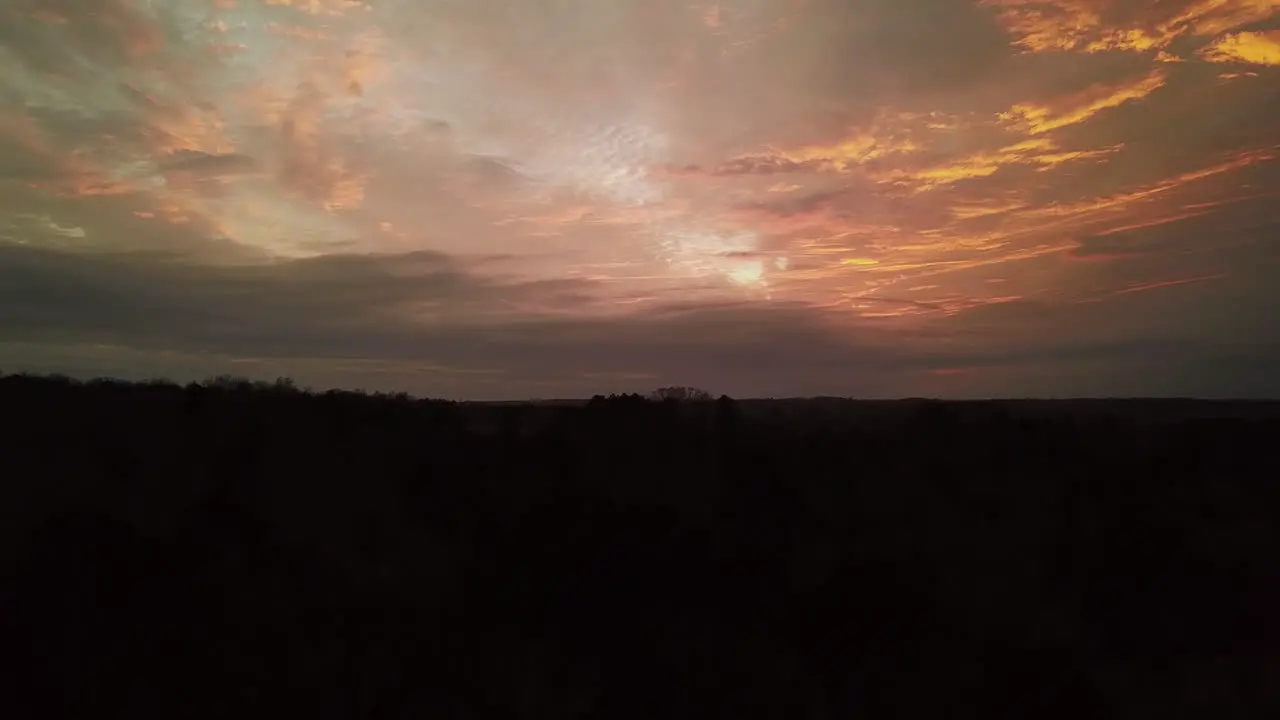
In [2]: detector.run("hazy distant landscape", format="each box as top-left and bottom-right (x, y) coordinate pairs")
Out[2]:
(3, 372), (1279, 718)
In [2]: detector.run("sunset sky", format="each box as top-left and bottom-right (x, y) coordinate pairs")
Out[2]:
(1, 0), (1278, 398)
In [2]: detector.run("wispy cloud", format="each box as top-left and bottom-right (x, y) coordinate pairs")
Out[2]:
(998, 69), (1167, 134)
(1202, 29), (1280, 64)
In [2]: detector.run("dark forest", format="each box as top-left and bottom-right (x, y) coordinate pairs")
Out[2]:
(2, 372), (1279, 718)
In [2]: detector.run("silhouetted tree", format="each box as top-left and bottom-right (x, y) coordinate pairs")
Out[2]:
(649, 386), (713, 402)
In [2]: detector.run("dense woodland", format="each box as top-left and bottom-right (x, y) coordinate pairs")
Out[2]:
(2, 372), (1280, 718)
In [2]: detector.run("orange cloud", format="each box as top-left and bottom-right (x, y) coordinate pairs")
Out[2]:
(702, 5), (724, 30)
(707, 112), (950, 178)
(119, 84), (235, 157)
(0, 110), (141, 199)
(1115, 273), (1226, 294)
(1021, 148), (1275, 219)
(1064, 246), (1145, 262)
(950, 199), (1029, 220)
(217, 23), (389, 216)
(999, 70), (1166, 134)
(885, 137), (1121, 190)
(707, 135), (917, 178)
(1090, 210), (1210, 237)
(1201, 29), (1280, 65)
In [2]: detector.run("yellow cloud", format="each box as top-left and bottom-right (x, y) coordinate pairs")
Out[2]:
(1158, 0), (1280, 38)
(981, 0), (1163, 53)
(999, 70), (1166, 134)
(715, 113), (966, 179)
(1081, 28), (1164, 53)
(984, 0), (1280, 56)
(981, 0), (1106, 52)
(774, 131), (920, 173)
(1201, 29), (1280, 65)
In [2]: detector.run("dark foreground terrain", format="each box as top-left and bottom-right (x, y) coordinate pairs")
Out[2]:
(2, 373), (1280, 718)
